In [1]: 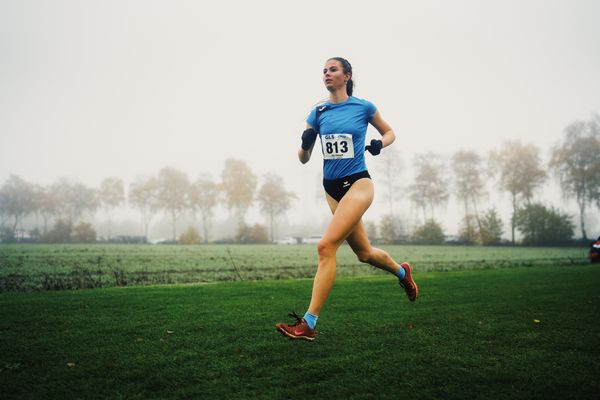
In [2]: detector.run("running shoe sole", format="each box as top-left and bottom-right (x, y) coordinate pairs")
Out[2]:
(400, 262), (419, 301)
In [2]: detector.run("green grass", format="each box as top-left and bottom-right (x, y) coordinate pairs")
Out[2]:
(0, 244), (589, 291)
(1, 264), (599, 399)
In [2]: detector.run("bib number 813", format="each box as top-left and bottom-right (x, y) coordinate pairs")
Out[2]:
(322, 133), (354, 160)
(326, 141), (348, 154)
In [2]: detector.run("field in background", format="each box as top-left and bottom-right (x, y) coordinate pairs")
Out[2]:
(1, 265), (599, 399)
(0, 244), (590, 291)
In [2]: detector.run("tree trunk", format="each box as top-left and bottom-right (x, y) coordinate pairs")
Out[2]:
(471, 196), (483, 234)
(270, 213), (275, 242)
(172, 210), (177, 242)
(202, 211), (209, 243)
(511, 192), (517, 245)
(12, 214), (20, 236)
(106, 210), (112, 241)
(144, 220), (149, 239)
(578, 197), (587, 240)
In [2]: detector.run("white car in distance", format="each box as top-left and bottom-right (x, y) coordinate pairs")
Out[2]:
(302, 235), (322, 244)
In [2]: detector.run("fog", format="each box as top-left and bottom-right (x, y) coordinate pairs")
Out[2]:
(1, 0), (599, 240)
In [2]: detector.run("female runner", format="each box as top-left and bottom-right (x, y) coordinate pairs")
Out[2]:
(276, 57), (418, 341)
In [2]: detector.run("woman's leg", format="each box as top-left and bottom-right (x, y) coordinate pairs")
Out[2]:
(346, 217), (419, 302)
(307, 179), (374, 315)
(345, 221), (402, 275)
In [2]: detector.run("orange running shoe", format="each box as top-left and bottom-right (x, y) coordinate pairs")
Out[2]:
(275, 312), (316, 341)
(399, 262), (419, 301)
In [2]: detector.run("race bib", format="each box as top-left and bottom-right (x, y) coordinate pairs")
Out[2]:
(321, 133), (354, 160)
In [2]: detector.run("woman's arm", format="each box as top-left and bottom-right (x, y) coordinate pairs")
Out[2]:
(369, 110), (395, 148)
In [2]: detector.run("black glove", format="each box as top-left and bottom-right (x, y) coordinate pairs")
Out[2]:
(301, 128), (318, 150)
(365, 139), (383, 155)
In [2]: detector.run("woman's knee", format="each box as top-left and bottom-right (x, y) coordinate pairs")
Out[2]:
(355, 248), (372, 263)
(317, 238), (337, 260)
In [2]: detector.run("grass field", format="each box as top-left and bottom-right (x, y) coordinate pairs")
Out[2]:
(1, 264), (599, 399)
(0, 244), (590, 291)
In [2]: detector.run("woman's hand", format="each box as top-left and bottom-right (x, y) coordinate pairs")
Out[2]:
(298, 124), (316, 164)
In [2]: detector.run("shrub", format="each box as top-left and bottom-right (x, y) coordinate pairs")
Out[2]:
(458, 214), (479, 244)
(0, 227), (15, 243)
(71, 223), (97, 243)
(236, 223), (269, 244)
(379, 214), (408, 244)
(413, 219), (445, 244)
(43, 220), (72, 243)
(179, 226), (201, 245)
(514, 203), (574, 245)
(479, 208), (504, 245)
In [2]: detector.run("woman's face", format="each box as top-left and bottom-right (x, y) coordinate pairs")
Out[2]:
(323, 59), (350, 93)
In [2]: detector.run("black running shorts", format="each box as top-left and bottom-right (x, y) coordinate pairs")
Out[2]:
(323, 170), (371, 202)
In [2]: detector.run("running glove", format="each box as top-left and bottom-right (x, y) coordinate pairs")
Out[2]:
(365, 139), (383, 155)
(301, 128), (318, 150)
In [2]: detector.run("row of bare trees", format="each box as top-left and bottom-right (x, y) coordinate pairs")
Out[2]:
(0, 176), (121, 239)
(129, 160), (295, 242)
(376, 114), (600, 243)
(0, 159), (296, 242)
(1, 115), (598, 244)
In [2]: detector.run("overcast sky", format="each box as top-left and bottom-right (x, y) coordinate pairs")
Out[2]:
(1, 0), (599, 235)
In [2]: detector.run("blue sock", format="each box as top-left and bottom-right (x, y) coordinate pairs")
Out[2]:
(303, 311), (318, 330)
(395, 265), (406, 280)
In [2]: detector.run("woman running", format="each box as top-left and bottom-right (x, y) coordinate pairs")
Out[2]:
(276, 57), (419, 341)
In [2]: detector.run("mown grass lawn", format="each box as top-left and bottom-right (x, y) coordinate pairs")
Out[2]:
(1, 264), (599, 399)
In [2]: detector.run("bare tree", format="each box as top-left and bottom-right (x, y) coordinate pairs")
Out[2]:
(377, 146), (404, 215)
(128, 175), (160, 239)
(0, 197), (7, 229)
(29, 184), (46, 234)
(489, 140), (546, 244)
(189, 174), (220, 243)
(221, 159), (257, 223)
(49, 178), (98, 227)
(549, 115), (600, 240)
(407, 153), (449, 222)
(37, 186), (59, 235)
(452, 149), (487, 237)
(156, 167), (190, 241)
(452, 150), (487, 217)
(98, 177), (125, 240)
(256, 173), (296, 241)
(0, 175), (36, 235)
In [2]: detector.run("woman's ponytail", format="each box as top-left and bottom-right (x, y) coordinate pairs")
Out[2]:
(346, 79), (354, 96)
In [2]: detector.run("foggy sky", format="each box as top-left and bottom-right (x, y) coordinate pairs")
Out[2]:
(1, 0), (599, 236)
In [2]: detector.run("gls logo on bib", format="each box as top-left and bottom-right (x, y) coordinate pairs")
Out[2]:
(321, 133), (354, 160)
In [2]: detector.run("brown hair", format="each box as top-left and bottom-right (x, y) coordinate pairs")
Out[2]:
(328, 57), (354, 96)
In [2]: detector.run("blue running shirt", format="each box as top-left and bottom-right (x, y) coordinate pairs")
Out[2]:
(307, 96), (377, 180)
